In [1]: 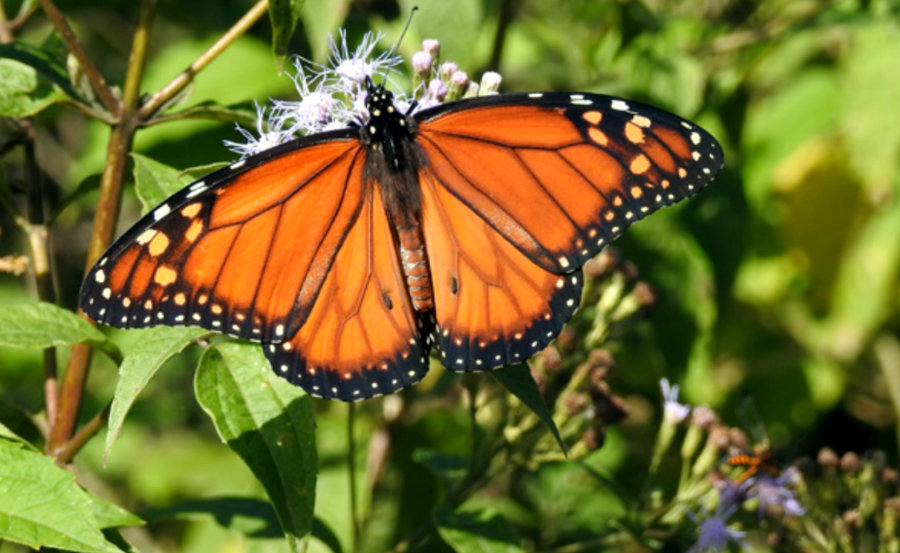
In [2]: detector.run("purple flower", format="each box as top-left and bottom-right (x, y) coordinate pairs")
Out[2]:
(747, 472), (805, 517)
(660, 378), (690, 423)
(688, 491), (746, 553)
(689, 506), (746, 552)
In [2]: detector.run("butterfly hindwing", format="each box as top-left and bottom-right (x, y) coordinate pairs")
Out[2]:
(420, 167), (583, 371)
(266, 182), (430, 400)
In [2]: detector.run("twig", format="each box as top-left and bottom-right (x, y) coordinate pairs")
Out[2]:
(348, 402), (361, 553)
(50, 0), (158, 458)
(17, 120), (61, 430)
(138, 0), (269, 120)
(36, 0), (118, 115)
(52, 402), (111, 465)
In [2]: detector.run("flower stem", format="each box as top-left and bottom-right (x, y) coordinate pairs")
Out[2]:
(348, 402), (361, 553)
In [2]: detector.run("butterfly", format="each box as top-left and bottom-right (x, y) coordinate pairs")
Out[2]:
(80, 77), (723, 401)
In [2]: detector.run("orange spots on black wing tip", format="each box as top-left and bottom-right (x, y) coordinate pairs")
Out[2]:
(588, 127), (608, 146)
(624, 121), (645, 144)
(181, 202), (202, 218)
(148, 232), (170, 256)
(582, 110), (603, 125)
(630, 185), (643, 199)
(153, 265), (177, 286)
(185, 219), (203, 243)
(630, 154), (650, 175)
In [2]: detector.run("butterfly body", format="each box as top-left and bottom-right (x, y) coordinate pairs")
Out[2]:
(81, 80), (723, 401)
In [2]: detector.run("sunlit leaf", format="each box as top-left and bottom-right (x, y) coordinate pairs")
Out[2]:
(0, 302), (113, 354)
(132, 153), (193, 213)
(0, 439), (132, 553)
(195, 342), (316, 551)
(105, 326), (208, 461)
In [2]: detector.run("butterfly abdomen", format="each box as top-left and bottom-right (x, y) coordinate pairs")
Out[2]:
(395, 219), (434, 311)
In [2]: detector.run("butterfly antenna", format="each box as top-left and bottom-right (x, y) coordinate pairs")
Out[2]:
(381, 6), (418, 86)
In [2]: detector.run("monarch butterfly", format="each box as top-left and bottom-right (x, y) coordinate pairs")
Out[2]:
(79, 77), (723, 401)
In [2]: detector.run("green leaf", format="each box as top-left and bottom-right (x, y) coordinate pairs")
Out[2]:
(434, 505), (524, 553)
(413, 449), (470, 486)
(0, 439), (130, 553)
(105, 326), (208, 461)
(0, 40), (85, 116)
(131, 153), (193, 213)
(0, 302), (110, 351)
(140, 498), (343, 552)
(269, 0), (305, 63)
(493, 364), (566, 454)
(90, 496), (144, 529)
(195, 342), (316, 551)
(0, 58), (65, 116)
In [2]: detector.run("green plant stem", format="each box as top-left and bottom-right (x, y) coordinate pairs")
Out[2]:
(16, 119), (61, 430)
(348, 402), (361, 553)
(51, 402), (110, 464)
(0, 3), (12, 43)
(37, 0), (118, 115)
(49, 0), (157, 459)
(138, 0), (268, 120)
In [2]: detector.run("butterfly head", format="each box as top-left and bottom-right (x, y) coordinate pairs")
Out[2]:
(361, 76), (417, 172)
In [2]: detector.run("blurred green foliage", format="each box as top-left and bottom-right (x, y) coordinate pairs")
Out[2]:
(1, 0), (899, 552)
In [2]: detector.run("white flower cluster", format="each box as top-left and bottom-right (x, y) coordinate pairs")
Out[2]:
(225, 30), (503, 158)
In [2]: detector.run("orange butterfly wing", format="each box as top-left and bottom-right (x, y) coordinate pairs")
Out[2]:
(266, 182), (429, 400)
(419, 167), (583, 369)
(82, 134), (365, 343)
(414, 94), (721, 371)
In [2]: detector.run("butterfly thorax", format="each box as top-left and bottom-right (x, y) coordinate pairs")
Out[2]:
(361, 80), (434, 311)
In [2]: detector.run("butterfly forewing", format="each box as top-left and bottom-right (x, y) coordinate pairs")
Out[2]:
(80, 132), (363, 344)
(415, 93), (723, 272)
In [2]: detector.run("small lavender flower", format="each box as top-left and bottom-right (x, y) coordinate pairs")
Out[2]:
(412, 51), (433, 77)
(661, 378), (690, 424)
(688, 502), (746, 553)
(422, 38), (440, 57)
(747, 473), (806, 517)
(438, 61), (459, 80)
